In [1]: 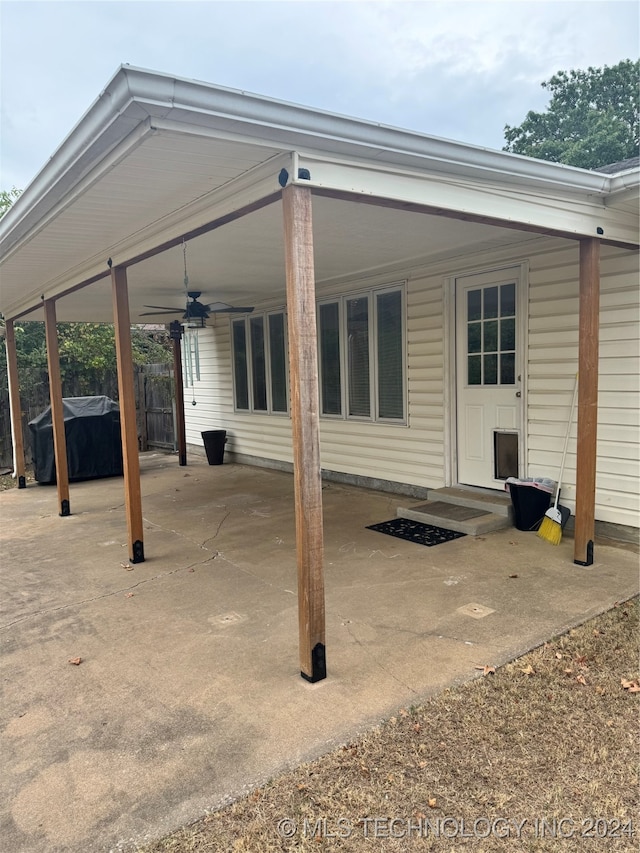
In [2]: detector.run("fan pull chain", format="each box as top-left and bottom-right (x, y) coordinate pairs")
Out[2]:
(183, 239), (189, 290)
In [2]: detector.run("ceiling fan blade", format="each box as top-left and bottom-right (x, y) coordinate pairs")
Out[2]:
(143, 304), (183, 311)
(139, 310), (182, 316)
(205, 302), (254, 314)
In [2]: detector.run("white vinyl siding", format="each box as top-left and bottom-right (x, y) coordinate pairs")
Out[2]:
(527, 243), (639, 527)
(185, 240), (638, 529)
(184, 323), (294, 461)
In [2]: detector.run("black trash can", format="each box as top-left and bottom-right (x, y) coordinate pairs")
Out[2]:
(202, 430), (227, 465)
(506, 478), (555, 531)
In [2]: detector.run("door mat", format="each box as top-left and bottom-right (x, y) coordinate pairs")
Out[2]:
(366, 517), (466, 547)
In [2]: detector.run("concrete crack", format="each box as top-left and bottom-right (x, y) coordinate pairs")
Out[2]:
(0, 553), (218, 631)
(200, 511), (231, 548)
(338, 615), (419, 695)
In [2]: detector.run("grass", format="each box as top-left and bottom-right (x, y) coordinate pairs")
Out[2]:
(138, 597), (639, 852)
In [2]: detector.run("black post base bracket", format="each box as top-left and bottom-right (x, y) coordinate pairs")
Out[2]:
(131, 540), (145, 564)
(574, 540), (594, 567)
(301, 642), (327, 683)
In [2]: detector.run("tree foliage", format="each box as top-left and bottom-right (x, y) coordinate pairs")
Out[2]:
(0, 186), (21, 217)
(503, 60), (639, 169)
(2, 321), (170, 376)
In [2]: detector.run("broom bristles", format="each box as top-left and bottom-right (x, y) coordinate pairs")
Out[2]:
(537, 512), (563, 545)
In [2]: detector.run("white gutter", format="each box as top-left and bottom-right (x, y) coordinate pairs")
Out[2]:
(608, 167), (640, 194)
(1, 64), (620, 252)
(122, 66), (615, 193)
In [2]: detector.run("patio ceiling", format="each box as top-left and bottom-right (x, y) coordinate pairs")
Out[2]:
(5, 196), (545, 324)
(1, 65), (637, 324)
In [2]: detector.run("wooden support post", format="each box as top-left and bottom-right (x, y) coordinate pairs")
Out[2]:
(43, 300), (70, 515)
(574, 238), (600, 566)
(282, 184), (326, 682)
(5, 319), (27, 488)
(171, 322), (187, 466)
(112, 266), (145, 563)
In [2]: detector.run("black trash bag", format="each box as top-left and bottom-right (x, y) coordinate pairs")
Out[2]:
(505, 477), (556, 531)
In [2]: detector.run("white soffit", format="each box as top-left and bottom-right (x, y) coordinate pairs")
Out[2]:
(17, 196), (544, 324)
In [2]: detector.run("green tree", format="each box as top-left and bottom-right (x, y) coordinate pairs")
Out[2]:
(0, 186), (21, 217)
(503, 60), (639, 169)
(1, 321), (171, 383)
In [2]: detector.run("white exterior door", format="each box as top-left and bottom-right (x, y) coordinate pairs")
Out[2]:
(455, 267), (523, 489)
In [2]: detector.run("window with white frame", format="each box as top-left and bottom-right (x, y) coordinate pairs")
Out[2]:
(318, 284), (406, 422)
(232, 311), (289, 413)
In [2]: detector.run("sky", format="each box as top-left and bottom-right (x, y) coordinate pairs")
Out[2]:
(1, 0), (638, 192)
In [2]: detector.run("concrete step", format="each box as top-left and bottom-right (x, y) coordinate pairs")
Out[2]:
(427, 486), (513, 520)
(396, 500), (512, 536)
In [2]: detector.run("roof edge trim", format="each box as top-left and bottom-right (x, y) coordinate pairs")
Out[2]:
(2, 64), (623, 242)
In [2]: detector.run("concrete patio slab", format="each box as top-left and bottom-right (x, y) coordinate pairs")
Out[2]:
(0, 453), (637, 852)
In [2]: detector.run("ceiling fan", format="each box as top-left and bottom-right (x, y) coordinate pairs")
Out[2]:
(140, 291), (254, 322)
(140, 240), (253, 324)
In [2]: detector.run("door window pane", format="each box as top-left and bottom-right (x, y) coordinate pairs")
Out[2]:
(376, 290), (403, 419)
(467, 289), (482, 321)
(268, 313), (287, 413)
(483, 286), (499, 319)
(500, 352), (515, 385)
(250, 316), (267, 411)
(500, 283), (516, 317)
(319, 302), (342, 415)
(232, 320), (249, 410)
(484, 353), (498, 385)
(468, 355), (481, 385)
(500, 318), (515, 351)
(467, 322), (481, 353)
(465, 283), (517, 387)
(483, 320), (498, 353)
(347, 297), (370, 417)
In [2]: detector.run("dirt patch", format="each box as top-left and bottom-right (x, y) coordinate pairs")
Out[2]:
(0, 467), (34, 490)
(139, 598), (639, 852)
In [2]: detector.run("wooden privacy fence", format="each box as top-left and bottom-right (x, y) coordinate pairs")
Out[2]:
(0, 364), (175, 469)
(136, 363), (176, 451)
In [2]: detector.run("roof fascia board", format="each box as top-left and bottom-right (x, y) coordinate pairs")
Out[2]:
(119, 66), (614, 195)
(2, 64), (617, 242)
(295, 156), (638, 248)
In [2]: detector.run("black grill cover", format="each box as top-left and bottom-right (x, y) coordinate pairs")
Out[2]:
(29, 396), (124, 484)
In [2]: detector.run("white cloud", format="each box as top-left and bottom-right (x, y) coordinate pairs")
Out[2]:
(1, 0), (638, 189)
